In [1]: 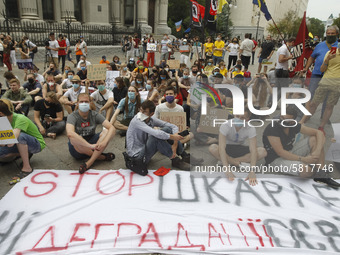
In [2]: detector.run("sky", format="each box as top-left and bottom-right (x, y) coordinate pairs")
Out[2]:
(306, 0), (340, 21)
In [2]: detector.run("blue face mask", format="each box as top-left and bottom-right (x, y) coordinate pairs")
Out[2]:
(73, 83), (80, 89)
(128, 92), (135, 100)
(65, 70), (69, 74)
(78, 103), (90, 112)
(113, 82), (118, 88)
(68, 75), (73, 80)
(137, 80), (142, 84)
(183, 75), (188, 79)
(233, 118), (244, 128)
(123, 67), (127, 71)
(208, 63), (212, 66)
(98, 85), (105, 92)
(160, 76), (166, 80)
(291, 83), (302, 88)
(146, 84), (152, 90)
(214, 72), (219, 76)
(81, 67), (86, 71)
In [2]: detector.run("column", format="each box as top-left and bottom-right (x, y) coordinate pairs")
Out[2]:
(111, 0), (122, 25)
(155, 0), (171, 35)
(138, 0), (152, 34)
(60, 0), (76, 20)
(20, 0), (39, 19)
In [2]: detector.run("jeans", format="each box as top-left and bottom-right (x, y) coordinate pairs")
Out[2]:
(213, 55), (223, 65)
(160, 52), (169, 63)
(241, 55), (251, 69)
(275, 69), (290, 100)
(14, 103), (29, 116)
(0, 132), (41, 158)
(43, 120), (66, 135)
(58, 55), (66, 72)
(183, 104), (192, 128)
(309, 74), (326, 117)
(228, 55), (237, 70)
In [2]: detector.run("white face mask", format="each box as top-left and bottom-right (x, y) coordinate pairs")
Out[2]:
(136, 112), (149, 122)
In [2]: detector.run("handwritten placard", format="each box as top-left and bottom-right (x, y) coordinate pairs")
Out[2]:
(105, 71), (120, 91)
(198, 107), (231, 134)
(0, 117), (18, 145)
(167, 60), (180, 70)
(87, 64), (107, 81)
(147, 43), (157, 51)
(159, 112), (186, 132)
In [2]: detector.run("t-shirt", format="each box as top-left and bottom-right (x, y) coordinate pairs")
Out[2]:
(113, 87), (128, 104)
(161, 39), (172, 53)
(260, 41), (275, 59)
(67, 110), (105, 138)
(76, 60), (91, 69)
(204, 42), (214, 54)
(23, 81), (42, 97)
(99, 60), (110, 64)
(154, 103), (184, 119)
(61, 78), (73, 89)
(240, 39), (254, 57)
(48, 40), (60, 58)
(77, 70), (87, 80)
(311, 41), (338, 76)
(219, 120), (256, 146)
(276, 44), (291, 70)
(262, 122), (301, 164)
(228, 43), (239, 56)
(63, 87), (86, 102)
(319, 50), (340, 87)
(79, 41), (87, 55)
(58, 39), (66, 55)
(90, 90), (114, 111)
(133, 38), (140, 48)
(118, 98), (141, 119)
(213, 40), (225, 57)
(34, 99), (63, 122)
(11, 113), (46, 150)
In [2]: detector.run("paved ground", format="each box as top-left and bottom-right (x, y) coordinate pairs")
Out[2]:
(1, 48), (340, 200)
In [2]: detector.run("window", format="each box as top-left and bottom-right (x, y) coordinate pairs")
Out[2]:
(5, 0), (19, 19)
(124, 0), (134, 26)
(74, 0), (83, 22)
(42, 0), (54, 20)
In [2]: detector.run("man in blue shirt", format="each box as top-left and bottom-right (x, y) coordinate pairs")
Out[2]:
(304, 25), (339, 117)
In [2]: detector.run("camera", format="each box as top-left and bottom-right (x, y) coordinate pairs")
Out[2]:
(44, 39), (50, 47)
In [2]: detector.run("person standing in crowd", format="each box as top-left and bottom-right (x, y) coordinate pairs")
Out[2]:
(23, 36), (37, 62)
(0, 34), (4, 68)
(303, 26), (339, 119)
(1, 35), (12, 71)
(79, 36), (87, 57)
(46, 32), (60, 69)
(191, 36), (202, 61)
(8, 35), (17, 67)
(179, 39), (191, 67)
(257, 35), (275, 74)
(0, 99), (45, 178)
(159, 34), (172, 64)
(147, 35), (156, 67)
(142, 34), (148, 59)
(226, 37), (239, 70)
(133, 33), (141, 58)
(251, 37), (258, 65)
(57, 34), (67, 73)
(64, 35), (76, 67)
(1, 79), (32, 116)
(18, 37), (29, 60)
(67, 93), (115, 174)
(75, 39), (83, 64)
(212, 34), (225, 65)
(204, 36), (214, 63)
(22, 73), (43, 103)
(239, 33), (254, 70)
(34, 92), (66, 139)
(125, 36), (134, 63)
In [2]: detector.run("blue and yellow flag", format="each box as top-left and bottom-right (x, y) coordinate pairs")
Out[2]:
(252, 0), (272, 21)
(217, 0), (228, 14)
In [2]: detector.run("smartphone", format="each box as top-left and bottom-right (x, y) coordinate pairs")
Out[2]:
(330, 47), (337, 54)
(178, 130), (189, 137)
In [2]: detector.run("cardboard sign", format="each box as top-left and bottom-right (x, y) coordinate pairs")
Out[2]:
(179, 45), (190, 53)
(16, 59), (34, 70)
(105, 71), (120, 91)
(167, 60), (180, 70)
(87, 64), (107, 81)
(198, 107), (231, 134)
(0, 117), (18, 145)
(159, 112), (186, 132)
(147, 43), (157, 51)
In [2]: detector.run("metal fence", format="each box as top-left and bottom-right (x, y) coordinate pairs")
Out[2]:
(0, 19), (140, 46)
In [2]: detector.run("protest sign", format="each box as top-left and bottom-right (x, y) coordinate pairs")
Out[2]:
(139, 91), (149, 101)
(159, 112), (186, 132)
(1, 169), (339, 254)
(105, 71), (120, 91)
(167, 60), (180, 70)
(179, 45), (190, 53)
(0, 117), (18, 145)
(147, 43), (157, 51)
(87, 64), (107, 81)
(16, 59), (34, 70)
(198, 107), (231, 134)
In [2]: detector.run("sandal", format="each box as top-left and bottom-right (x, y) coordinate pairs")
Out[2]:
(79, 162), (89, 174)
(13, 169), (33, 180)
(101, 152), (115, 161)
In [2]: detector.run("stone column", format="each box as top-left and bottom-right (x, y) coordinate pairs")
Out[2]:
(111, 0), (122, 25)
(60, 0), (76, 20)
(155, 0), (171, 35)
(19, 0), (39, 19)
(138, 0), (152, 34)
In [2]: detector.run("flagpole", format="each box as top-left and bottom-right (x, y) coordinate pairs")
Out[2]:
(271, 18), (286, 44)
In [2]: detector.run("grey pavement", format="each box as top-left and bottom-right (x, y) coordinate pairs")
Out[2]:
(1, 48), (340, 200)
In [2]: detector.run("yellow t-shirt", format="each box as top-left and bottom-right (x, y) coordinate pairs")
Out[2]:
(204, 42), (214, 53)
(232, 70), (244, 78)
(219, 68), (228, 77)
(319, 50), (340, 87)
(213, 41), (225, 57)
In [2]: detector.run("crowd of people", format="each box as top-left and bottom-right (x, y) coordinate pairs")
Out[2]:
(0, 26), (340, 189)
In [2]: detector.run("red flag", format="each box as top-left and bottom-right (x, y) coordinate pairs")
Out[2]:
(191, 0), (205, 23)
(291, 12), (313, 75)
(209, 0), (218, 15)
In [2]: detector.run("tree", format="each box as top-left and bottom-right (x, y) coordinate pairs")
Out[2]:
(307, 17), (325, 39)
(216, 4), (233, 39)
(333, 14), (340, 29)
(267, 10), (302, 39)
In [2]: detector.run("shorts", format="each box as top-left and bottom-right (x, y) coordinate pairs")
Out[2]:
(225, 144), (250, 158)
(68, 133), (100, 160)
(312, 84), (340, 106)
(258, 57), (268, 64)
(269, 137), (310, 176)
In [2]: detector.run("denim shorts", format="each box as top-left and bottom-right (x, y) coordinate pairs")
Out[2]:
(0, 132), (41, 158)
(68, 133), (100, 160)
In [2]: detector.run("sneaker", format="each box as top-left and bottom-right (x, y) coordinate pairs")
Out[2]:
(318, 127), (325, 136)
(171, 157), (191, 171)
(314, 178), (340, 189)
(182, 153), (204, 165)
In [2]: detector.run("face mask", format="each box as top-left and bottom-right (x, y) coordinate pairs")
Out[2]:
(183, 42), (187, 45)
(165, 68), (169, 72)
(34, 73), (37, 76)
(136, 112), (149, 122)
(214, 72), (219, 76)
(65, 70), (69, 74)
(113, 82), (118, 88)
(123, 67), (127, 71)
(233, 41), (237, 43)
(216, 38), (221, 41)
(160, 76), (166, 80)
(152, 69), (157, 73)
(128, 91), (135, 100)
(68, 75), (73, 80)
(98, 85), (105, 92)
(326, 35), (337, 44)
(233, 118), (244, 128)
(129, 61), (134, 64)
(103, 58), (106, 61)
(234, 68), (239, 72)
(192, 70), (198, 74)
(73, 83), (80, 89)
(50, 67), (54, 71)
(208, 63), (212, 66)
(220, 66), (225, 70)
(48, 82), (54, 87)
(28, 78), (34, 83)
(139, 66), (144, 69)
(81, 67), (86, 71)
(165, 95), (175, 104)
(146, 84), (152, 90)
(79, 102), (90, 113)
(44, 100), (51, 106)
(183, 75), (188, 79)
(137, 80), (142, 84)
(291, 83), (302, 88)
(163, 37), (167, 40)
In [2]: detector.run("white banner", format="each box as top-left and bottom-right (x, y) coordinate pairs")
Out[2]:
(147, 43), (157, 52)
(105, 71), (120, 91)
(0, 169), (339, 254)
(0, 117), (18, 145)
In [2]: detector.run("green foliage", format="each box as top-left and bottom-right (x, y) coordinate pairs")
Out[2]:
(333, 14), (340, 30)
(267, 11), (302, 39)
(307, 17), (325, 38)
(216, 4), (233, 39)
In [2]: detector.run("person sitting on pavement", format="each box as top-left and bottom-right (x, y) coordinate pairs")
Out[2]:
(0, 99), (45, 178)
(124, 100), (191, 176)
(1, 78), (32, 116)
(42, 74), (63, 99)
(106, 62), (118, 71)
(76, 55), (91, 71)
(132, 61), (148, 79)
(23, 66), (44, 85)
(90, 80), (114, 121)
(113, 77), (127, 108)
(60, 75), (87, 114)
(22, 72), (43, 103)
(34, 91), (66, 139)
(100, 55), (110, 65)
(76, 61), (88, 85)
(146, 79), (160, 106)
(209, 107), (267, 186)
(262, 105), (340, 188)
(110, 85), (142, 136)
(61, 65), (72, 80)
(60, 69), (75, 92)
(42, 62), (62, 81)
(66, 93), (116, 174)
(131, 73), (146, 91)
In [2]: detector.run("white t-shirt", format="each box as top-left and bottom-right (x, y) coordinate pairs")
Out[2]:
(64, 86), (86, 102)
(77, 60), (92, 69)
(161, 39), (172, 53)
(154, 103), (184, 119)
(48, 40), (60, 58)
(219, 120), (256, 145)
(90, 90), (114, 111)
(240, 39), (254, 57)
(80, 41), (87, 55)
(228, 43), (239, 56)
(62, 78), (73, 89)
(35, 74), (45, 85)
(276, 44), (291, 70)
